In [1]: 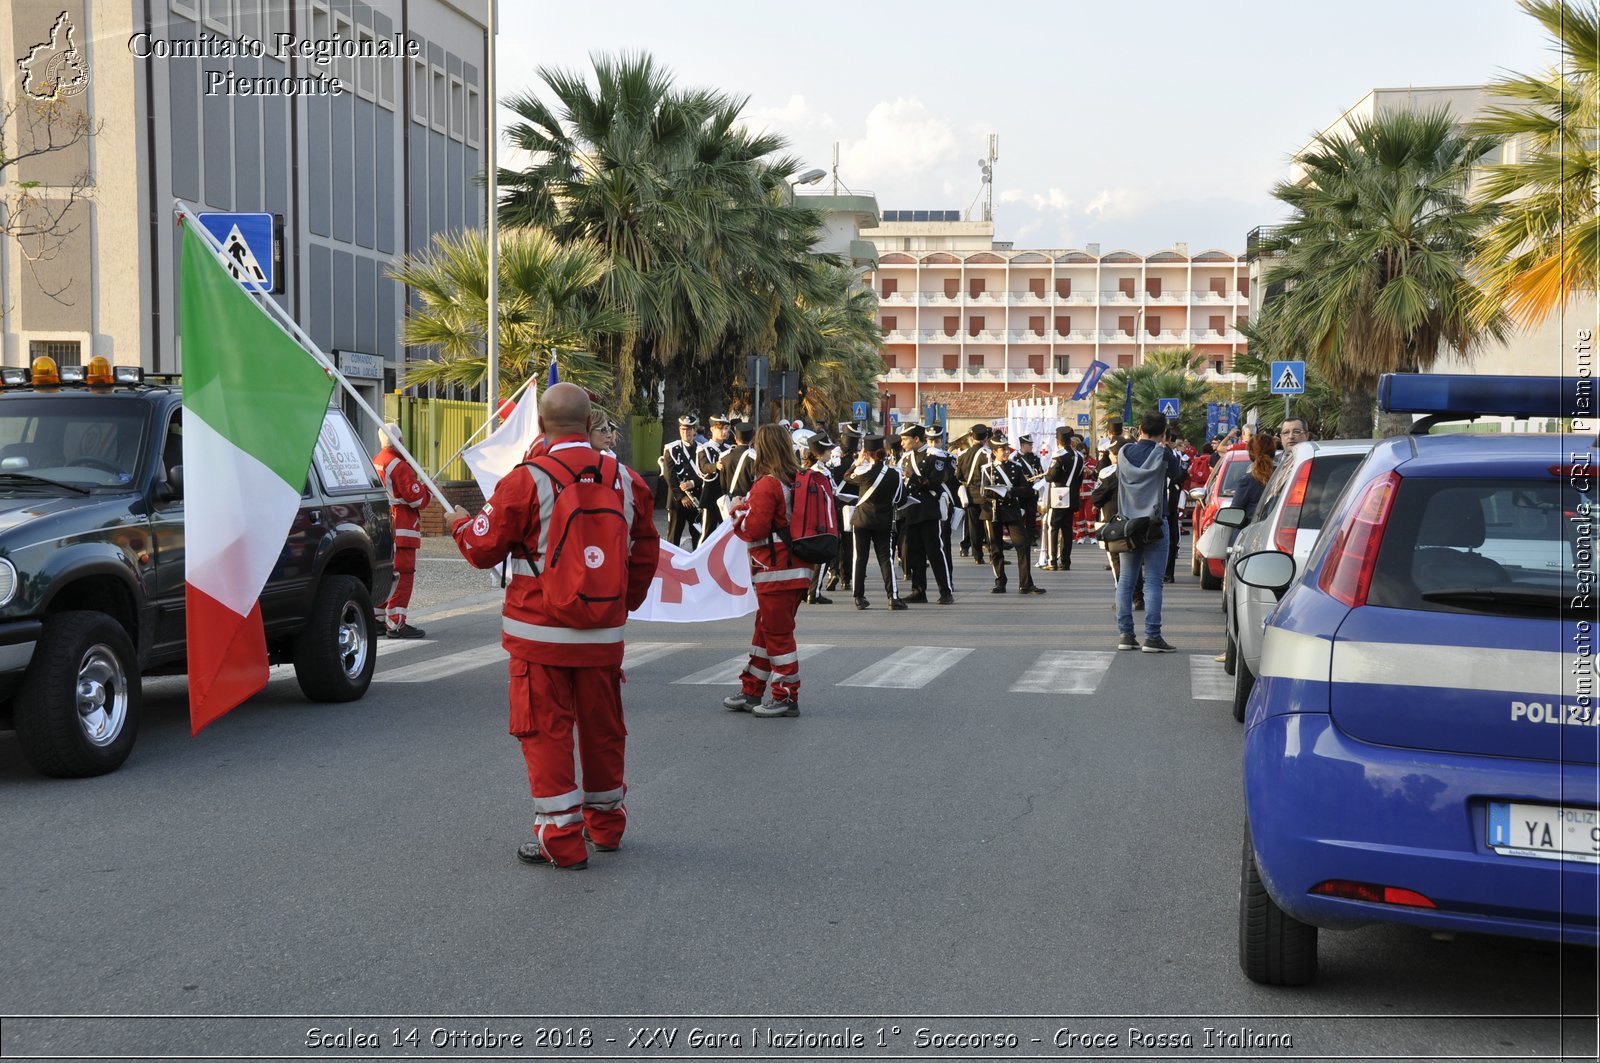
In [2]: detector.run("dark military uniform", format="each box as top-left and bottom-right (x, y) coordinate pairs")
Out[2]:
(955, 426), (993, 563)
(846, 441), (906, 609)
(1044, 432), (1086, 570)
(982, 435), (1042, 594)
(660, 415), (702, 548)
(695, 415), (733, 535)
(898, 428), (954, 602)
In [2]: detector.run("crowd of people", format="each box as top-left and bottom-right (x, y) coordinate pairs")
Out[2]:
(418, 382), (1298, 869)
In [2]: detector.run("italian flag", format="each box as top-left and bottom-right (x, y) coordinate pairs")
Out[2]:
(180, 222), (335, 735)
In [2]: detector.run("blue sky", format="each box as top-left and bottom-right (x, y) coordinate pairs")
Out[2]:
(500, 1), (1555, 253)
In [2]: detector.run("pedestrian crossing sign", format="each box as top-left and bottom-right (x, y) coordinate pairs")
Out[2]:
(852, 400), (869, 420)
(1271, 360), (1306, 395)
(198, 211), (279, 292)
(1158, 398), (1180, 418)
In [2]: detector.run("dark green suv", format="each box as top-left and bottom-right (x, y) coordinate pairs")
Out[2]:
(0, 380), (393, 777)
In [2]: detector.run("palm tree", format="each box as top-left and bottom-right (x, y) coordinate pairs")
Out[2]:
(1468, 0), (1600, 328)
(1258, 107), (1510, 436)
(499, 52), (824, 418)
(389, 226), (625, 398)
(1093, 347), (1212, 441)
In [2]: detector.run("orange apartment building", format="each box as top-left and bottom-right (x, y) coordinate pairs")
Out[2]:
(862, 212), (1251, 424)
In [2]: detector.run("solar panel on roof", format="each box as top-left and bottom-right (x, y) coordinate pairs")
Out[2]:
(913, 210), (929, 222)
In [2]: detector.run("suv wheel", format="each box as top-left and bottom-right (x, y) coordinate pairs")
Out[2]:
(1199, 558), (1222, 591)
(15, 611), (141, 778)
(293, 575), (377, 702)
(1223, 628), (1238, 677)
(1239, 831), (1317, 985)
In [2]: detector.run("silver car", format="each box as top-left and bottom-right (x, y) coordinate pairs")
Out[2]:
(1218, 439), (1376, 721)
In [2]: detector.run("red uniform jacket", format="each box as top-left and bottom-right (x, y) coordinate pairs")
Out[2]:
(374, 446), (427, 546)
(451, 436), (659, 666)
(733, 474), (815, 593)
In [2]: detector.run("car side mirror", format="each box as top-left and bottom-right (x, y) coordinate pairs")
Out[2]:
(158, 464), (183, 502)
(1187, 487), (1206, 502)
(1214, 506), (1248, 529)
(1234, 550), (1296, 599)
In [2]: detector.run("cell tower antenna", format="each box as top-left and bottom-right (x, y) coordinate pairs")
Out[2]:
(969, 134), (999, 222)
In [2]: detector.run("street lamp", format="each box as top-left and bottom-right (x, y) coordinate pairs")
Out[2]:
(794, 168), (827, 186)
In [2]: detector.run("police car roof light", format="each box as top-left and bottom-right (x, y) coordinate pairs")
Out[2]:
(59, 365), (86, 384)
(1378, 373), (1578, 429)
(113, 366), (144, 385)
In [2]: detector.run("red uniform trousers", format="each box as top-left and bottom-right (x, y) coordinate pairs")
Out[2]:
(740, 587), (806, 703)
(386, 544), (417, 628)
(510, 657), (627, 866)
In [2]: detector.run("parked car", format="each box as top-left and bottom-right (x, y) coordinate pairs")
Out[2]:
(1190, 441), (1249, 589)
(0, 357), (393, 778)
(1217, 439), (1375, 720)
(1232, 373), (1596, 986)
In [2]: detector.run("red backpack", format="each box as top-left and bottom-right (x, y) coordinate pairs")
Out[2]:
(527, 453), (632, 629)
(778, 468), (839, 564)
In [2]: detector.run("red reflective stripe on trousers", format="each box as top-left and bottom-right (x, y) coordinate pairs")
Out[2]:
(512, 658), (627, 863)
(741, 588), (804, 700)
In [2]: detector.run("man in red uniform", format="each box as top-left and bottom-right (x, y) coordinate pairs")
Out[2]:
(447, 383), (659, 870)
(374, 422), (428, 638)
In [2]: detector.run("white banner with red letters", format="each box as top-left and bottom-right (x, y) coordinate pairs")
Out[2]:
(629, 519), (758, 623)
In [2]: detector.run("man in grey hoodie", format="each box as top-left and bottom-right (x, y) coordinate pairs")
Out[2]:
(1113, 410), (1186, 652)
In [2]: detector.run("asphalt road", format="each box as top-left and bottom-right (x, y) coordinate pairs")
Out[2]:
(2, 533), (1595, 1062)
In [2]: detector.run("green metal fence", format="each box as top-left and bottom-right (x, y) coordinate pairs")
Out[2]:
(383, 395), (488, 481)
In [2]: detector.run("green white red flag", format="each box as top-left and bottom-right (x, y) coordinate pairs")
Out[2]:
(179, 221), (334, 734)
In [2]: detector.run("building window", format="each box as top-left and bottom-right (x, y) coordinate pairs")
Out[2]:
(411, 59), (429, 125)
(450, 76), (465, 140)
(466, 86), (480, 144)
(1147, 315), (1160, 336)
(1055, 356), (1072, 374)
(1028, 277), (1046, 297)
(432, 68), (448, 134)
(943, 278), (959, 298)
(1055, 315), (1070, 335)
(1029, 315), (1044, 336)
(203, 0), (230, 32)
(30, 340), (81, 366)
(968, 278), (985, 298)
(967, 355), (984, 368)
(1117, 354), (1134, 369)
(1119, 315), (1135, 336)
(1028, 355), (1045, 372)
(882, 316), (897, 332)
(968, 316), (984, 337)
(943, 354), (958, 371)
(1238, 278), (1249, 297)
(1118, 278), (1135, 298)
(881, 278), (897, 297)
(1210, 276), (1226, 295)
(1212, 359), (1225, 374)
(334, 15), (355, 86)
(1146, 278), (1161, 297)
(1210, 315), (1225, 335)
(943, 316), (958, 337)
(356, 28), (377, 100)
(1056, 278), (1071, 298)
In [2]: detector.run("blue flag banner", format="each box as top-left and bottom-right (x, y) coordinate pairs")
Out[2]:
(548, 359), (560, 387)
(1122, 378), (1134, 425)
(1070, 360), (1110, 402)
(1206, 402), (1220, 439)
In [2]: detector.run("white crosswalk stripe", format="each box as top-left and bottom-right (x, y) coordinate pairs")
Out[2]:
(671, 644), (835, 686)
(1009, 650), (1116, 694)
(838, 646), (973, 689)
(374, 643), (508, 684)
(1189, 655), (1232, 701)
(622, 642), (697, 668)
(376, 638), (431, 657)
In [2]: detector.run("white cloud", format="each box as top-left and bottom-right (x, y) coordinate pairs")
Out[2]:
(837, 98), (963, 187)
(1084, 188), (1140, 219)
(999, 187), (1074, 215)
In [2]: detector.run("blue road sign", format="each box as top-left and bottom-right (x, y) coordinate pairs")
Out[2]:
(198, 212), (277, 291)
(1158, 397), (1180, 418)
(1271, 360), (1307, 395)
(1077, 413), (1091, 427)
(852, 400), (870, 421)
(889, 411), (900, 426)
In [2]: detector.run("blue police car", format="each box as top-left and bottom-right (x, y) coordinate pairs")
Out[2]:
(1233, 374), (1597, 985)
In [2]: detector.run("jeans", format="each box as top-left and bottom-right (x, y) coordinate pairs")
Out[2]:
(1116, 536), (1167, 638)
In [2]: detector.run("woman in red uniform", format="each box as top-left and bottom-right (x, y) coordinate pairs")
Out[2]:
(722, 423), (815, 719)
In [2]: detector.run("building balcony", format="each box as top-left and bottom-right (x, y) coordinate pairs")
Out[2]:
(1099, 331), (1139, 342)
(882, 368), (917, 383)
(968, 292), (1006, 305)
(1006, 330), (1051, 342)
(880, 291), (917, 305)
(1010, 368), (1050, 382)
(1054, 330), (1097, 342)
(965, 367), (1005, 381)
(919, 292), (960, 305)
(1190, 290), (1229, 303)
(966, 330), (1007, 342)
(1099, 291), (1138, 304)
(1007, 291), (1050, 305)
(922, 368), (961, 381)
(914, 329), (959, 342)
(882, 330), (917, 343)
(1059, 292), (1096, 304)
(1147, 330), (1186, 344)
(1146, 291), (1185, 305)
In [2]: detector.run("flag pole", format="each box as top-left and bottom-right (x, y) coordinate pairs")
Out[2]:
(174, 201), (454, 512)
(432, 369), (536, 478)
(483, 0), (500, 435)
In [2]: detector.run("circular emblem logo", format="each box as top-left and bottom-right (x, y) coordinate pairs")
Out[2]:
(471, 514), (489, 537)
(583, 545), (605, 568)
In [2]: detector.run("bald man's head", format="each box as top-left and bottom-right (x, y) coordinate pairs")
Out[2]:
(539, 382), (592, 436)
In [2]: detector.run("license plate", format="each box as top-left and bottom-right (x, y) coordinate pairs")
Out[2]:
(1488, 801), (1600, 863)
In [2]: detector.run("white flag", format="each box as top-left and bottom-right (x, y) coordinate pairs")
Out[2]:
(463, 387), (540, 499)
(628, 519), (759, 623)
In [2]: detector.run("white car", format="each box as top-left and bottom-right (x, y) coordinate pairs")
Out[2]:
(1218, 439), (1375, 721)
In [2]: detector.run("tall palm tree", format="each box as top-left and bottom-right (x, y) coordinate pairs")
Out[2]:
(1469, 0), (1600, 328)
(499, 52), (823, 417)
(1258, 107), (1510, 436)
(389, 226), (625, 397)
